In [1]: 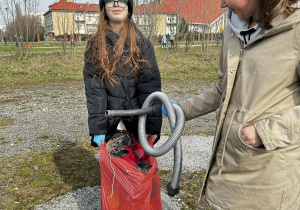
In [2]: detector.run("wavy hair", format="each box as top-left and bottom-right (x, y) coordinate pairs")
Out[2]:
(84, 9), (146, 86)
(258, 0), (299, 29)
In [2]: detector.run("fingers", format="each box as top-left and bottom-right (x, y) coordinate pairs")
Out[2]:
(242, 125), (263, 147)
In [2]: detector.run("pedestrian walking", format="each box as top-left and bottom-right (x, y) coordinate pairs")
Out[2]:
(158, 34), (162, 47)
(216, 35), (221, 45)
(162, 34), (166, 48)
(3, 36), (7, 46)
(170, 30), (174, 47)
(14, 35), (18, 47)
(70, 34), (75, 48)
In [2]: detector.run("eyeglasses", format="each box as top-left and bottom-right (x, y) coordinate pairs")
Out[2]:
(105, 0), (128, 8)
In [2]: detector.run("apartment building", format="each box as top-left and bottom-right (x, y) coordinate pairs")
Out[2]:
(133, 0), (225, 39)
(44, 0), (99, 36)
(132, 2), (177, 38)
(44, 0), (225, 39)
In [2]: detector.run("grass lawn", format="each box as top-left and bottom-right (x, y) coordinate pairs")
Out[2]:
(0, 44), (220, 87)
(0, 45), (219, 209)
(0, 41), (88, 55)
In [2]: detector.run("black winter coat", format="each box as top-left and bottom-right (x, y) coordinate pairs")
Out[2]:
(84, 28), (162, 145)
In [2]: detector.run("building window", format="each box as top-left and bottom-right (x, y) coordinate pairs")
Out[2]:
(76, 13), (83, 20)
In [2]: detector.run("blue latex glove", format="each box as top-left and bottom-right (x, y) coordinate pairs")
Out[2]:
(162, 100), (180, 116)
(93, 134), (106, 147)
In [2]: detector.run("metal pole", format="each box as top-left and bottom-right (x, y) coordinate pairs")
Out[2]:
(166, 33), (169, 62)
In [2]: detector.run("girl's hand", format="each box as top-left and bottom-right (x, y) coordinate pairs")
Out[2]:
(242, 125), (263, 147)
(146, 134), (157, 143)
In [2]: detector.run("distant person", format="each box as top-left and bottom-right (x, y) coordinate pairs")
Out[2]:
(170, 30), (174, 47)
(14, 35), (18, 47)
(217, 35), (221, 45)
(158, 34), (162, 47)
(3, 37), (7, 46)
(162, 34), (166, 48)
(70, 34), (75, 48)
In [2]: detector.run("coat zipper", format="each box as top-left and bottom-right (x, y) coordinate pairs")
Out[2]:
(239, 39), (245, 63)
(219, 40), (245, 175)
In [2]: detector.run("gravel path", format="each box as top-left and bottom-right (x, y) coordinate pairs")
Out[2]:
(0, 81), (216, 158)
(0, 81), (216, 209)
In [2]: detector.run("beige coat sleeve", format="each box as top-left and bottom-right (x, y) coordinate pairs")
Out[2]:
(254, 105), (300, 151)
(255, 29), (300, 151)
(179, 78), (223, 121)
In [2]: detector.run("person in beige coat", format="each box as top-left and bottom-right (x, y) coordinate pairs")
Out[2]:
(163, 0), (300, 209)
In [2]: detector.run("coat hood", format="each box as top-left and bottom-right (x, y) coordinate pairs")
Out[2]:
(265, 2), (300, 37)
(227, 2), (300, 45)
(227, 10), (263, 46)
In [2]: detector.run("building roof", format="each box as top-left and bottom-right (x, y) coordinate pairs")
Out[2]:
(133, 0), (224, 24)
(164, 0), (224, 23)
(133, 2), (175, 14)
(45, 0), (100, 14)
(45, 0), (224, 24)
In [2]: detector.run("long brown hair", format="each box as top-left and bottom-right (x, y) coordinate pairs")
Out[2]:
(258, 0), (299, 29)
(84, 9), (146, 86)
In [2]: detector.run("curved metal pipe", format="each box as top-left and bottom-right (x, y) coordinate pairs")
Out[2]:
(106, 91), (185, 196)
(106, 104), (161, 117)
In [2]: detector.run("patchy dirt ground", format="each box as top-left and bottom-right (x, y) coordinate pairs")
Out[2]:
(0, 80), (217, 158)
(0, 80), (216, 209)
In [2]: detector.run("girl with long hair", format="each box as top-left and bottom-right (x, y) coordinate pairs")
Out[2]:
(84, 0), (162, 147)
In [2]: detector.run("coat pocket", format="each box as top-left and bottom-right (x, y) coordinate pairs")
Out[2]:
(237, 123), (266, 152)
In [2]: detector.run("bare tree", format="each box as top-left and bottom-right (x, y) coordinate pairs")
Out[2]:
(0, 0), (17, 42)
(172, 0), (224, 53)
(0, 0), (41, 41)
(23, 0), (40, 43)
(0, 0), (43, 58)
(200, 0), (225, 58)
(133, 0), (177, 43)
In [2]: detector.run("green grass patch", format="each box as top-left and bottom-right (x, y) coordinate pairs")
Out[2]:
(38, 133), (51, 140)
(0, 51), (85, 87)
(0, 117), (16, 128)
(0, 98), (18, 104)
(0, 44), (220, 88)
(159, 170), (211, 209)
(156, 46), (220, 83)
(0, 41), (87, 55)
(0, 141), (100, 209)
(0, 140), (210, 209)
(198, 130), (215, 136)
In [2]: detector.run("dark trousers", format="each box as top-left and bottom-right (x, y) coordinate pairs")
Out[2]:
(170, 40), (174, 47)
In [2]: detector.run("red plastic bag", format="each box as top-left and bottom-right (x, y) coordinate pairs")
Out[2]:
(100, 139), (162, 210)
